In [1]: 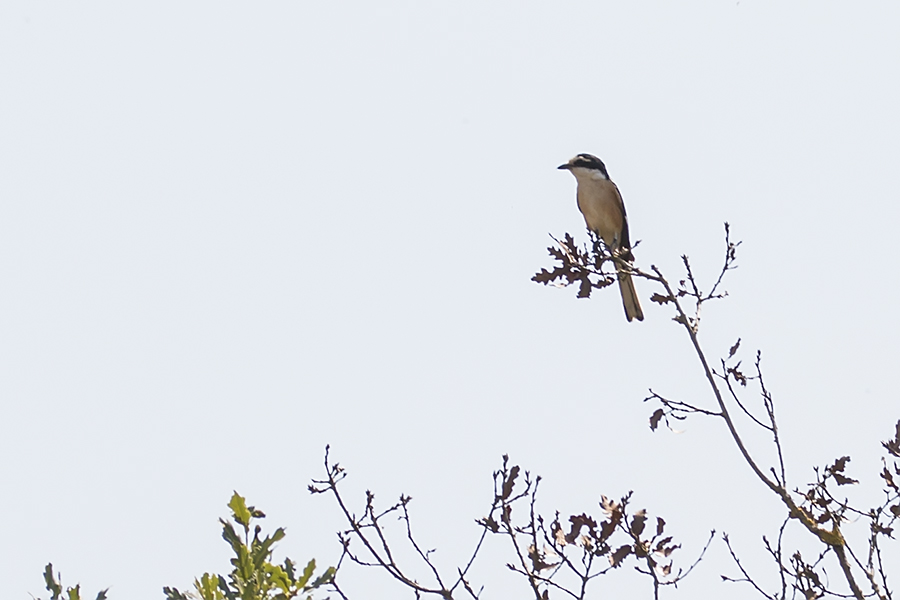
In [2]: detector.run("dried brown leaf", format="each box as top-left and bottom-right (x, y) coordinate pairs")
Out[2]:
(480, 516), (500, 533)
(883, 420), (900, 457)
(833, 472), (858, 486)
(600, 495), (618, 515)
(577, 277), (593, 298)
(566, 514), (598, 544)
(501, 465), (520, 500)
(882, 466), (897, 491)
(631, 511), (647, 537)
(609, 544), (632, 567)
(649, 409), (664, 431)
(831, 456), (851, 473)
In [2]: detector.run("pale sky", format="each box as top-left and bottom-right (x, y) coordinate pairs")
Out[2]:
(2, 1), (899, 598)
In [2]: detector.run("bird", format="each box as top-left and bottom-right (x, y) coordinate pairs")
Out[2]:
(558, 153), (644, 322)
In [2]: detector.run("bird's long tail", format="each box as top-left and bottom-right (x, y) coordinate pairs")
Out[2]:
(616, 268), (644, 322)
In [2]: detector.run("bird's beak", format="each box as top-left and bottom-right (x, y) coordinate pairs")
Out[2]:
(557, 163), (571, 170)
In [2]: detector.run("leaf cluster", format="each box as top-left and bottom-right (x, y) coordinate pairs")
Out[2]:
(478, 456), (709, 600)
(35, 564), (108, 600)
(531, 233), (616, 299)
(163, 492), (333, 600)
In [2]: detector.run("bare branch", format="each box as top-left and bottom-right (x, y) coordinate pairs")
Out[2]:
(722, 533), (777, 600)
(310, 446), (485, 599)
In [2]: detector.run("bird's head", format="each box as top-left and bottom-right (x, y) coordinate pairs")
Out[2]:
(558, 153), (609, 180)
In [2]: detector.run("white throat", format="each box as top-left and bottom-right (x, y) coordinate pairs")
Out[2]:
(569, 166), (608, 181)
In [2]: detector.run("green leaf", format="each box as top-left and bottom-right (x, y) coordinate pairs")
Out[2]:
(296, 559), (316, 588)
(266, 564), (291, 593)
(271, 527), (286, 543)
(252, 540), (273, 570)
(43, 564), (62, 600)
(95, 590), (109, 600)
(162, 587), (191, 600)
(221, 520), (243, 554)
(252, 528), (285, 570)
(228, 492), (252, 530)
(282, 558), (296, 583)
(310, 566), (335, 589)
(235, 544), (254, 581)
(217, 575), (236, 600)
(191, 573), (225, 600)
(66, 584), (81, 600)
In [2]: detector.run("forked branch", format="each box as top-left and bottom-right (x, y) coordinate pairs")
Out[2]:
(534, 223), (897, 600)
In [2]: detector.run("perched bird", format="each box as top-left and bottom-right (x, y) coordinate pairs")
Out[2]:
(558, 153), (644, 322)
